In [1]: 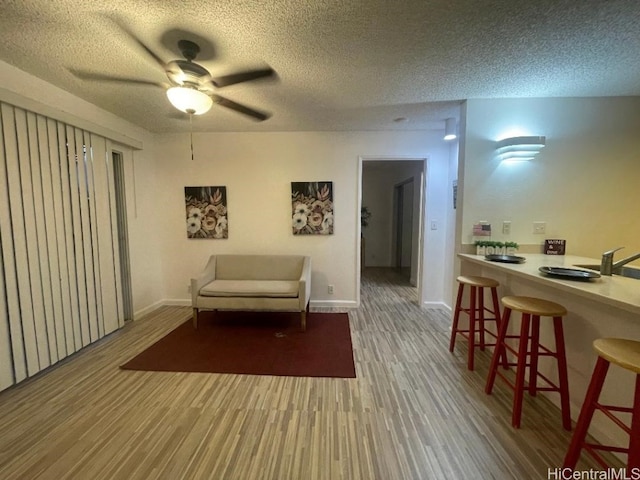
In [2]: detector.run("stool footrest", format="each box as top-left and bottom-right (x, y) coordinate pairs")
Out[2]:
(500, 337), (559, 356)
(494, 372), (563, 394)
(455, 329), (499, 337)
(496, 362), (561, 389)
(459, 308), (499, 320)
(454, 330), (500, 344)
(495, 371), (516, 391)
(536, 372), (561, 391)
(596, 403), (633, 434)
(583, 444), (617, 470)
(585, 443), (629, 454)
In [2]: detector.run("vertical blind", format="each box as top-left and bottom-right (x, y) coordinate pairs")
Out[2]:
(0, 102), (125, 391)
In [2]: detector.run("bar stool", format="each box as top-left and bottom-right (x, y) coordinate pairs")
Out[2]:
(485, 295), (571, 430)
(449, 275), (503, 371)
(563, 338), (640, 469)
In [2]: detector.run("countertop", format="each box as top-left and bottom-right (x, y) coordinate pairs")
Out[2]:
(458, 253), (640, 315)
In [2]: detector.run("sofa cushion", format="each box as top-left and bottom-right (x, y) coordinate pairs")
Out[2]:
(215, 255), (304, 280)
(200, 279), (299, 298)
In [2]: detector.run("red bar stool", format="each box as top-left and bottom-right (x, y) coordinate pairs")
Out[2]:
(449, 275), (503, 371)
(563, 338), (640, 470)
(485, 295), (571, 430)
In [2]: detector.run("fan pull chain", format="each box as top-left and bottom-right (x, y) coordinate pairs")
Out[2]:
(189, 112), (194, 161)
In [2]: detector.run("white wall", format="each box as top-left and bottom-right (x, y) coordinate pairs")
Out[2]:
(0, 60), (164, 319)
(119, 146), (165, 317)
(443, 139), (459, 310)
(0, 60), (457, 314)
(152, 130), (453, 309)
(460, 97), (640, 259)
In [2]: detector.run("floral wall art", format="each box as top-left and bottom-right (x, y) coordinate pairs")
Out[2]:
(185, 186), (228, 239)
(291, 181), (334, 235)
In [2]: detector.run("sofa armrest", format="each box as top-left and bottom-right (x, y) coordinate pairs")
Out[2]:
(298, 256), (312, 310)
(191, 255), (217, 305)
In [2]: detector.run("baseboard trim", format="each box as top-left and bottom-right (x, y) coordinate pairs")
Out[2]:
(134, 300), (165, 320)
(423, 301), (451, 312)
(149, 298), (359, 313)
(162, 299), (191, 307)
(311, 300), (358, 309)
(141, 298), (441, 315)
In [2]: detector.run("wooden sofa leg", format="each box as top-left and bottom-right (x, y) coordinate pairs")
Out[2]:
(193, 308), (198, 329)
(300, 301), (310, 332)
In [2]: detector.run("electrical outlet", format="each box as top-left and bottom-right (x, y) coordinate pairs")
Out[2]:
(533, 221), (546, 234)
(502, 221), (511, 235)
(328, 285), (334, 294)
(187, 284), (191, 294)
(430, 220), (438, 230)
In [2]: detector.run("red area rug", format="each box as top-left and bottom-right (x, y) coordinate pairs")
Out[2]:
(120, 311), (356, 378)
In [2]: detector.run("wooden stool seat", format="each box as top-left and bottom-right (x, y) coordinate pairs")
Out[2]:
(485, 295), (571, 430)
(501, 296), (567, 317)
(593, 338), (640, 374)
(457, 275), (500, 288)
(449, 275), (505, 371)
(564, 338), (640, 469)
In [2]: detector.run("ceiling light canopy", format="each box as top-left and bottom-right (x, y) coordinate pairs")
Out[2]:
(444, 118), (457, 141)
(495, 135), (546, 161)
(166, 86), (213, 115)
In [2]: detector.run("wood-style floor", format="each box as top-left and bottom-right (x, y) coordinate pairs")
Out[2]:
(0, 267), (604, 479)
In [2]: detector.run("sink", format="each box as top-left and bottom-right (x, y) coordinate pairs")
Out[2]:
(574, 264), (640, 280)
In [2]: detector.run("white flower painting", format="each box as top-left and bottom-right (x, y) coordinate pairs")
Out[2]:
(291, 181), (334, 235)
(185, 186), (228, 239)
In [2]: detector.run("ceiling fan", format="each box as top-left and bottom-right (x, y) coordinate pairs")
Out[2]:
(71, 34), (275, 121)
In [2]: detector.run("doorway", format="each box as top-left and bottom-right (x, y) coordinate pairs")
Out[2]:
(393, 178), (414, 281)
(360, 158), (426, 303)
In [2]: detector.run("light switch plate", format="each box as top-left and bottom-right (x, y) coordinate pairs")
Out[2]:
(533, 221), (546, 234)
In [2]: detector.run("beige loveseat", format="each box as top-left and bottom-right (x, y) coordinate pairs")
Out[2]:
(191, 254), (312, 331)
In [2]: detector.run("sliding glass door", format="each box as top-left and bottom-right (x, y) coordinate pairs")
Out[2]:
(0, 102), (126, 391)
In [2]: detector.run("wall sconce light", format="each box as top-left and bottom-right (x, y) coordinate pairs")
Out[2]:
(444, 118), (457, 141)
(495, 135), (546, 161)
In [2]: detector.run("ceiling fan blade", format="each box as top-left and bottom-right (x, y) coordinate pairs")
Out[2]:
(107, 16), (167, 71)
(69, 69), (166, 88)
(210, 68), (275, 88)
(211, 94), (270, 121)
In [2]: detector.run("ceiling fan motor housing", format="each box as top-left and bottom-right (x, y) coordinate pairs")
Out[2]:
(177, 40), (200, 61)
(166, 60), (210, 87)
(165, 40), (211, 87)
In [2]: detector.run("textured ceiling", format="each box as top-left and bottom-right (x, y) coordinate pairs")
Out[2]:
(0, 0), (638, 133)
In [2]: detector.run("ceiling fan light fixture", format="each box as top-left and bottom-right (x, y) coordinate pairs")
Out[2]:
(166, 86), (213, 115)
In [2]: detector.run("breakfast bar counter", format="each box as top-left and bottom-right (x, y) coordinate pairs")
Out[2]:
(458, 253), (640, 450)
(458, 254), (640, 315)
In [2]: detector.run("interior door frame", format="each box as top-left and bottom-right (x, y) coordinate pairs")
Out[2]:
(357, 156), (427, 306)
(393, 177), (414, 275)
(109, 147), (134, 323)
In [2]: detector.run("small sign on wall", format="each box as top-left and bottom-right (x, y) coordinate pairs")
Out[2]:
(545, 239), (566, 255)
(473, 223), (491, 236)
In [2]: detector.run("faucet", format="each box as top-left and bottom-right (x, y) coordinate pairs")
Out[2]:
(600, 247), (640, 275)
